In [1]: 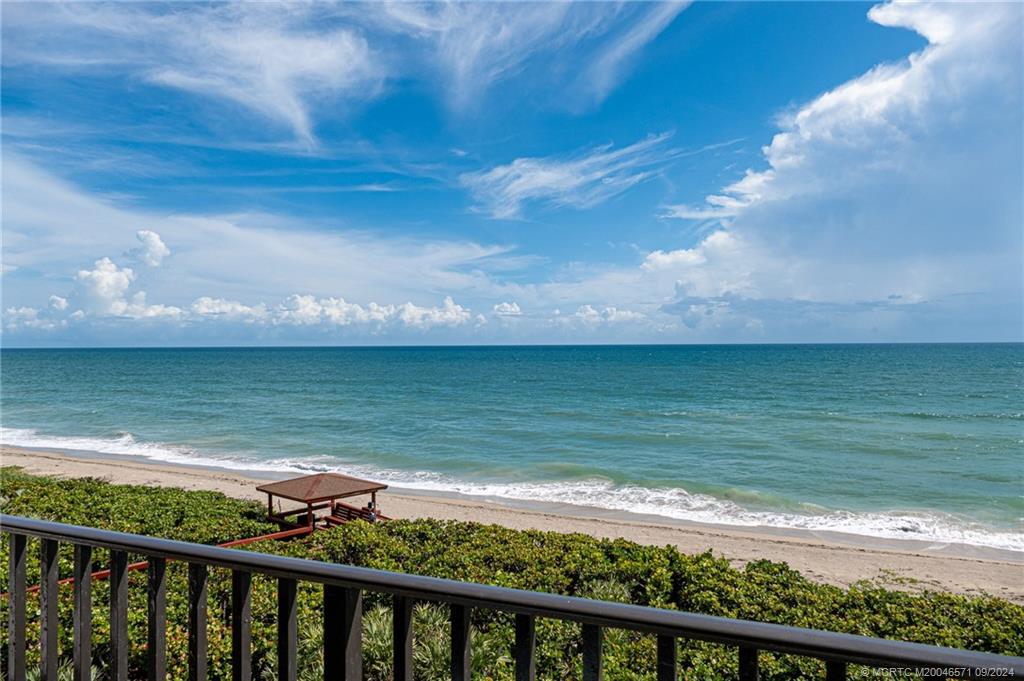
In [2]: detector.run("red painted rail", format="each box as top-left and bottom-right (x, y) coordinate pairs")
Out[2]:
(13, 525), (313, 596)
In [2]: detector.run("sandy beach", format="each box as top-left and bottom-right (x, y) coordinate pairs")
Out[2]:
(2, 445), (1021, 604)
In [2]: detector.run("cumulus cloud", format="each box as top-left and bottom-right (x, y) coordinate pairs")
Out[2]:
(113, 292), (184, 320)
(74, 257), (136, 312)
(461, 133), (674, 219)
(129, 230), (170, 267)
(673, 3), (1022, 230)
(192, 293), (470, 330)
(571, 304), (645, 326)
(191, 297), (268, 323)
(325, 299), (397, 326)
(650, 1), (1023, 337)
(3, 306), (53, 331)
(72, 257), (181, 320)
(26, 245), (476, 333)
(397, 296), (471, 329)
(4, 302), (70, 332)
(492, 301), (522, 316)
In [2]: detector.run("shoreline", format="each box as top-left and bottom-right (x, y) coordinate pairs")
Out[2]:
(2, 444), (1022, 603)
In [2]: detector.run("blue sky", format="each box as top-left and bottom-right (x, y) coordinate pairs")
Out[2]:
(2, 1), (1021, 346)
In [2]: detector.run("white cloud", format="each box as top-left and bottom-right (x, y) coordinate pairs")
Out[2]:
(674, 3), (1021, 227)
(194, 293), (470, 330)
(75, 257), (135, 312)
(114, 292), (184, 320)
(647, 1), (1023, 337)
(319, 298), (394, 326)
(23, 236), (477, 333)
(661, 194), (748, 221)
(375, 2), (574, 111)
(4, 2), (682, 142)
(397, 296), (471, 329)
(370, 3), (685, 111)
(3, 3), (384, 146)
(4, 307), (49, 331)
(2, 154), (515, 313)
(3, 1), (1020, 344)
(4, 303), (70, 332)
(275, 294), (325, 326)
(191, 297), (268, 323)
(492, 301), (522, 316)
(72, 256), (182, 320)
(268, 294), (470, 330)
(461, 133), (674, 219)
(571, 304), (645, 326)
(578, 2), (688, 105)
(129, 230), (170, 267)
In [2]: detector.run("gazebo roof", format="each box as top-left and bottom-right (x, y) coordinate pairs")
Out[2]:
(256, 472), (387, 504)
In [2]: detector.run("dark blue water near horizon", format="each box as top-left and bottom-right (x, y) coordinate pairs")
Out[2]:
(2, 343), (1021, 549)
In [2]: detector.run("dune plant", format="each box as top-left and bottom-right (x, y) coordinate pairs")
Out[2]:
(2, 468), (1021, 680)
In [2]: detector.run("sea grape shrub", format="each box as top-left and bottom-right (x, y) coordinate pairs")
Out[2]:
(0, 468), (276, 543)
(2, 468), (1022, 681)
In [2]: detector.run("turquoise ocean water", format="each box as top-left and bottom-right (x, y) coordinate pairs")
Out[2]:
(1, 344), (1021, 550)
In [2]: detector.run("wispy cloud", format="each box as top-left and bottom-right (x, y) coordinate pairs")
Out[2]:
(367, 2), (686, 111)
(372, 2), (579, 111)
(3, 3), (385, 147)
(661, 194), (747, 221)
(461, 132), (675, 219)
(4, 2), (685, 145)
(577, 2), (689, 105)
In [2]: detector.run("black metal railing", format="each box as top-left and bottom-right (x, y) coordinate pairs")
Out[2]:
(3, 514), (1022, 680)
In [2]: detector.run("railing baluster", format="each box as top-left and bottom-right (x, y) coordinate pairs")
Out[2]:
(656, 635), (676, 681)
(110, 550), (129, 681)
(393, 595), (413, 681)
(148, 557), (167, 681)
(451, 604), (471, 681)
(582, 624), (603, 681)
(739, 646), (759, 681)
(324, 585), (362, 681)
(826, 660), (847, 680)
(73, 544), (93, 681)
(188, 564), (208, 681)
(514, 613), (536, 681)
(40, 539), (59, 681)
(8, 533), (26, 681)
(232, 570), (252, 681)
(278, 578), (297, 681)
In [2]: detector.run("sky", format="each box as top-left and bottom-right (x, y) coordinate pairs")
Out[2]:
(1, 1), (1021, 347)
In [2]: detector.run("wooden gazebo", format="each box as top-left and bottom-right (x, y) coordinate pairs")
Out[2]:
(256, 472), (388, 529)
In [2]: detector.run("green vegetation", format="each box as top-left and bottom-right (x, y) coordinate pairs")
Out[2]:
(1, 468), (1021, 680)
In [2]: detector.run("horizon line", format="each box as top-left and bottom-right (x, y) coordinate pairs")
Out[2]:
(2, 340), (1022, 351)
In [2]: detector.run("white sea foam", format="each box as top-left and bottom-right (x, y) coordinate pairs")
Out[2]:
(3, 427), (1022, 552)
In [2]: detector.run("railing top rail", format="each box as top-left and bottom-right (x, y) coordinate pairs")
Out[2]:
(3, 514), (1021, 673)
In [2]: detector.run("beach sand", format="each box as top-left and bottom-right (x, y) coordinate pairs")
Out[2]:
(2, 445), (1021, 603)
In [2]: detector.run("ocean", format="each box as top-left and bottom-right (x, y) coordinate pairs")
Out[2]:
(1, 344), (1021, 551)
